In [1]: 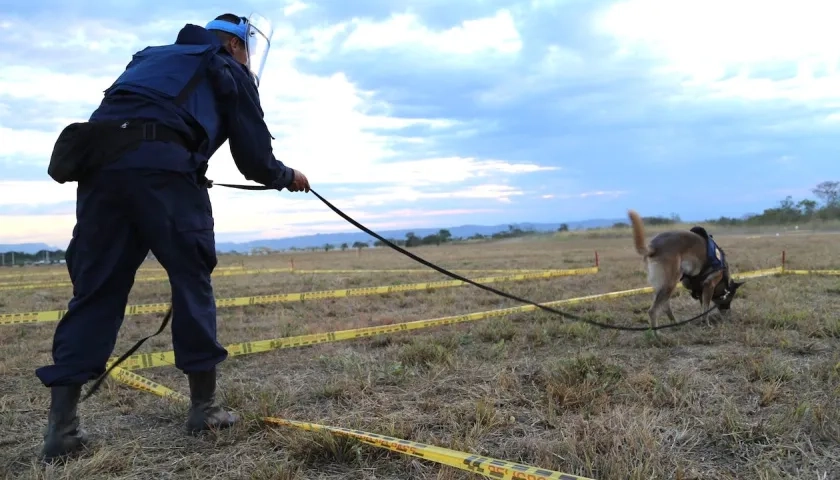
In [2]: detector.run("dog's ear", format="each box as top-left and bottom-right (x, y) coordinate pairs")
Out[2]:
(729, 279), (745, 291)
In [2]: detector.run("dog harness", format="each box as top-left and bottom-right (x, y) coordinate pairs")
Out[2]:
(680, 226), (729, 301)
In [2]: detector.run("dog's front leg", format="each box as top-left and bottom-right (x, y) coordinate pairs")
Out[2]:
(700, 272), (724, 323)
(699, 286), (715, 324)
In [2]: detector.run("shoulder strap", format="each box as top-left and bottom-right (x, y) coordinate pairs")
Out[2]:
(170, 47), (221, 152)
(172, 46), (220, 106)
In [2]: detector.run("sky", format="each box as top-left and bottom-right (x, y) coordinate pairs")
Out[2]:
(1, 0), (839, 247)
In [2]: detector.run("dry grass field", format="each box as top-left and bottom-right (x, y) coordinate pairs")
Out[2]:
(1, 228), (839, 479)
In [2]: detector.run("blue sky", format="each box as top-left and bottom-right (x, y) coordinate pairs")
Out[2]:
(1, 0), (838, 246)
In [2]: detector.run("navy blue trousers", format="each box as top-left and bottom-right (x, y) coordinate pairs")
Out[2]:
(35, 168), (228, 387)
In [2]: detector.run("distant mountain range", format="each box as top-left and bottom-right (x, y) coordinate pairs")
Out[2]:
(0, 219), (624, 254)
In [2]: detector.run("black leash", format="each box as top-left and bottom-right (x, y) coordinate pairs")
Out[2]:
(82, 180), (717, 400)
(81, 305), (172, 401)
(209, 181), (719, 332)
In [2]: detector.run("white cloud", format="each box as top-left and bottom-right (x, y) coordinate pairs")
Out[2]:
(0, 126), (64, 161)
(593, 0), (840, 104)
(35, 25), (142, 54)
(474, 44), (591, 107)
(576, 190), (627, 199)
(0, 7), (564, 246)
(203, 45), (555, 189)
(284, 1), (310, 17)
(341, 9), (522, 56)
(535, 190), (628, 201)
(0, 215), (78, 246)
(0, 66), (114, 106)
(0, 181), (76, 206)
(332, 184), (526, 208)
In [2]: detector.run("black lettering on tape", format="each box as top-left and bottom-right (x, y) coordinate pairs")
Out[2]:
(487, 465), (506, 478)
(463, 455), (487, 473)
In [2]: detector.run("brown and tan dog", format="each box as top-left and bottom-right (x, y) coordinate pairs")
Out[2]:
(627, 209), (745, 332)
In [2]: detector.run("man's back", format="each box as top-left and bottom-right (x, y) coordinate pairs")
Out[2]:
(88, 24), (237, 174)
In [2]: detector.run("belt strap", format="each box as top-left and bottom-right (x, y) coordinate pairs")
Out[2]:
(123, 121), (199, 152)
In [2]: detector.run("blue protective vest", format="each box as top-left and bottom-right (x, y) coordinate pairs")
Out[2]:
(681, 226), (728, 300)
(99, 43), (224, 157)
(706, 235), (725, 271)
(85, 25), (293, 188)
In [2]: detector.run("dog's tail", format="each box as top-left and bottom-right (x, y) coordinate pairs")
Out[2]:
(627, 209), (651, 257)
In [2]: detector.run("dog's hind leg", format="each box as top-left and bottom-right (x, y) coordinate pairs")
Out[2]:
(648, 284), (677, 339)
(662, 267), (683, 324)
(662, 294), (677, 324)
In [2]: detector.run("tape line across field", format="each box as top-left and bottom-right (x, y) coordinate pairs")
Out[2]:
(0, 267), (598, 326)
(112, 267), (782, 372)
(109, 366), (593, 480)
(0, 264), (247, 280)
(0, 267), (568, 290)
(780, 269), (840, 276)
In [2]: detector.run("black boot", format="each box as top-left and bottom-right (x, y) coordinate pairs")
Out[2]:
(41, 385), (89, 463)
(185, 368), (239, 435)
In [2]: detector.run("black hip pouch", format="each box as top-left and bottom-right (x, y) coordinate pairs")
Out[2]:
(47, 120), (195, 184)
(47, 120), (145, 184)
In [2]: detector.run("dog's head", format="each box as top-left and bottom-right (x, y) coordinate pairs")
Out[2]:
(712, 277), (745, 311)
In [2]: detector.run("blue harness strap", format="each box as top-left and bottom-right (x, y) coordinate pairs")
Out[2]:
(706, 235), (725, 270)
(681, 226), (729, 300)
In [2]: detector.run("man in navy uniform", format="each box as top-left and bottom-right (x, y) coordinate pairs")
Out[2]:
(36, 12), (309, 462)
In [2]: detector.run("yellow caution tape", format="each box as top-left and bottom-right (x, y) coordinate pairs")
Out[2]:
(0, 267), (294, 290)
(0, 267), (575, 290)
(113, 266), (780, 371)
(108, 366), (189, 402)
(261, 418), (592, 480)
(781, 269), (840, 276)
(0, 265), (555, 281)
(108, 366), (593, 480)
(111, 287), (668, 371)
(0, 264), (245, 281)
(735, 266), (784, 278)
(0, 267), (598, 326)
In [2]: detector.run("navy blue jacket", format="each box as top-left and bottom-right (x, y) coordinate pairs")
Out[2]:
(88, 24), (294, 190)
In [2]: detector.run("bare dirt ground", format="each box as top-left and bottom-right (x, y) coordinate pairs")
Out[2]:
(1, 230), (839, 480)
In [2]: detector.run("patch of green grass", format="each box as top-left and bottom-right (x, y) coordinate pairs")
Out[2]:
(475, 317), (517, 343)
(397, 337), (455, 368)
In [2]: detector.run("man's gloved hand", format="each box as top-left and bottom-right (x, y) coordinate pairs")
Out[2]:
(287, 169), (310, 193)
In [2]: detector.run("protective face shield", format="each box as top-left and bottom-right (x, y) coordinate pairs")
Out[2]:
(205, 13), (274, 87)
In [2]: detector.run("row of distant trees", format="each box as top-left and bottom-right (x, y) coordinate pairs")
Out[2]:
(608, 181), (840, 229)
(706, 181), (839, 226)
(300, 225), (546, 252)
(0, 250), (65, 267)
